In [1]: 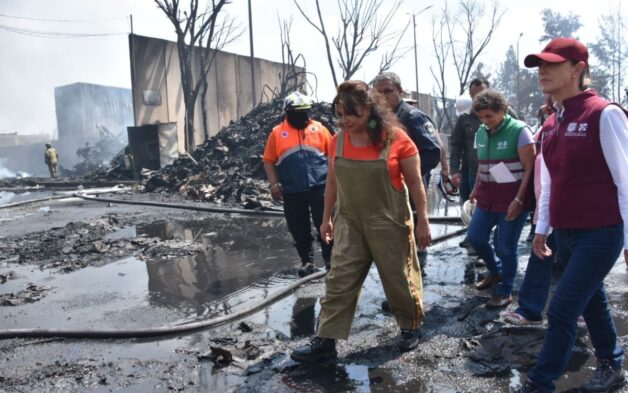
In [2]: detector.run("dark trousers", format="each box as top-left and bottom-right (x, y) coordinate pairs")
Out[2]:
(283, 185), (332, 265)
(528, 224), (624, 392)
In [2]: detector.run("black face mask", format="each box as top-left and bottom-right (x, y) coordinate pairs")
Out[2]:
(286, 110), (310, 129)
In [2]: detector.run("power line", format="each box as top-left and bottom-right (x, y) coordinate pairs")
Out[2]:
(0, 24), (128, 38)
(0, 12), (129, 23)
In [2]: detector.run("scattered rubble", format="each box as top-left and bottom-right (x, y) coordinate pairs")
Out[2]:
(143, 98), (338, 205)
(0, 283), (52, 306)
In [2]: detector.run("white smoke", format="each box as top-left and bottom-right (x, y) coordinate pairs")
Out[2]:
(0, 158), (15, 179)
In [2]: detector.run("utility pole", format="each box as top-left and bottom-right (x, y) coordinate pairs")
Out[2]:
(248, 0), (256, 108)
(411, 5), (433, 107)
(516, 32), (523, 115)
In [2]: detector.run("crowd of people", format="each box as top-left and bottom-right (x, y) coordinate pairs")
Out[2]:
(262, 37), (627, 393)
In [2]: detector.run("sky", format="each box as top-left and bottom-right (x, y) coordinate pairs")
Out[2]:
(0, 0), (620, 136)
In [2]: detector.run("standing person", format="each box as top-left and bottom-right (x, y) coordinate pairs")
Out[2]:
(515, 38), (628, 393)
(450, 78), (490, 204)
(290, 80), (431, 362)
(372, 72), (441, 274)
(466, 89), (535, 308)
(44, 143), (58, 178)
(263, 92), (333, 276)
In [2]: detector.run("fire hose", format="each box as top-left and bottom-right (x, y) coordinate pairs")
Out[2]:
(0, 228), (466, 339)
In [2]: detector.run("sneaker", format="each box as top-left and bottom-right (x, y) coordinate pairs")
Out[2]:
(398, 329), (421, 352)
(290, 337), (337, 363)
(502, 311), (542, 326)
(513, 380), (541, 393)
(486, 294), (512, 308)
(476, 274), (503, 290)
(297, 263), (318, 278)
(581, 358), (626, 392)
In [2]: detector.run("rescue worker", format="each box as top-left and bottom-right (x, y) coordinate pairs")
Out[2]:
(514, 37), (628, 393)
(263, 92), (333, 276)
(290, 80), (430, 362)
(44, 143), (58, 178)
(372, 72), (441, 277)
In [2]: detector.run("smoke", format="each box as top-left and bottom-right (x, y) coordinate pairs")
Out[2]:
(0, 158), (16, 178)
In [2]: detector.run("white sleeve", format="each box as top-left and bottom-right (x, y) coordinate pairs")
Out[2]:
(535, 154), (552, 236)
(600, 105), (628, 250)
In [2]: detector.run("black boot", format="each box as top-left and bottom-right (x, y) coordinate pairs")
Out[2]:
(581, 358), (626, 392)
(398, 329), (421, 352)
(290, 337), (337, 363)
(298, 262), (318, 277)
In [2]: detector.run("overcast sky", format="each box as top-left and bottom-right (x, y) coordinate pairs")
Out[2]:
(0, 0), (620, 136)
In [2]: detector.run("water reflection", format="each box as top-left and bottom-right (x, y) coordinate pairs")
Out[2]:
(283, 363), (426, 392)
(290, 297), (317, 338)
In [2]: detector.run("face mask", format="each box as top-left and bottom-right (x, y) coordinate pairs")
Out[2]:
(286, 110), (310, 129)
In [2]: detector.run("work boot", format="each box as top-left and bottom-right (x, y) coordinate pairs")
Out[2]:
(290, 337), (337, 363)
(398, 329), (421, 352)
(581, 358), (626, 392)
(297, 263), (318, 278)
(486, 294), (512, 308)
(475, 274), (502, 291)
(512, 380), (541, 393)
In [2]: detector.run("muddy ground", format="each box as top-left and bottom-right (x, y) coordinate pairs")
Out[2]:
(0, 187), (627, 393)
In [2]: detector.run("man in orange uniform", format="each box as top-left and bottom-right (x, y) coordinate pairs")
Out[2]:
(263, 92), (333, 276)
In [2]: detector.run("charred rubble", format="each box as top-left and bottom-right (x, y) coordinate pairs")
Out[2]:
(143, 98), (338, 206)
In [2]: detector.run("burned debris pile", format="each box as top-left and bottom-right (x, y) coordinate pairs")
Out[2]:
(143, 98), (338, 205)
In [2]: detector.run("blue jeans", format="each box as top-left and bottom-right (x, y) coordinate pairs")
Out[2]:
(528, 224), (624, 392)
(467, 206), (528, 297)
(515, 233), (556, 321)
(458, 167), (476, 203)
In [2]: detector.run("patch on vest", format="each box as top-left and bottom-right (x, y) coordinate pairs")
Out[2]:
(280, 131), (289, 138)
(497, 141), (508, 150)
(423, 121), (435, 136)
(566, 122), (588, 137)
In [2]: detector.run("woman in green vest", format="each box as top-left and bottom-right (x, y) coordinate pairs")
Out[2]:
(467, 89), (535, 308)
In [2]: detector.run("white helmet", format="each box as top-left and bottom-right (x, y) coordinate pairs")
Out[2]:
(461, 200), (476, 226)
(455, 95), (472, 116)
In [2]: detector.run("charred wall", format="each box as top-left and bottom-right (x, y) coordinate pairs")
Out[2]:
(129, 34), (303, 153)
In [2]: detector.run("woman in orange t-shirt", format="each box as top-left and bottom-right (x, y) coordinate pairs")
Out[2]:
(291, 80), (431, 363)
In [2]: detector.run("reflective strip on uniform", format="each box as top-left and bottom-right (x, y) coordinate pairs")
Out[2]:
(276, 144), (325, 166)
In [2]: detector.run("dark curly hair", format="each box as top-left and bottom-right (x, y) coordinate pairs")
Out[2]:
(332, 80), (400, 149)
(472, 89), (509, 113)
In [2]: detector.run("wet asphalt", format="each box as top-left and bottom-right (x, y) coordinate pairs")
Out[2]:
(0, 187), (627, 393)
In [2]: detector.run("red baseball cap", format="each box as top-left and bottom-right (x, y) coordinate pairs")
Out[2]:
(524, 37), (589, 68)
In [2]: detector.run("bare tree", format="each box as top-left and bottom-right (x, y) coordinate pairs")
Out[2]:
(430, 0), (505, 130)
(378, 18), (413, 74)
(154, 0), (232, 152)
(293, 0), (402, 87)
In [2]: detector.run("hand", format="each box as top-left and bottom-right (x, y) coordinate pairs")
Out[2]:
(320, 219), (334, 244)
(270, 185), (283, 201)
(505, 200), (523, 221)
(415, 219), (432, 251)
(451, 173), (461, 188)
(440, 168), (450, 179)
(469, 188), (477, 204)
(532, 234), (552, 260)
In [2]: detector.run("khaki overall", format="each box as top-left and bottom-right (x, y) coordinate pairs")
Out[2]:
(317, 132), (424, 340)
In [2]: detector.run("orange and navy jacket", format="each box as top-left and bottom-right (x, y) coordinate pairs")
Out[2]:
(263, 119), (332, 193)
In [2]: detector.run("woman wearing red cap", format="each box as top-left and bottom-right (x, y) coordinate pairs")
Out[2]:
(514, 38), (628, 393)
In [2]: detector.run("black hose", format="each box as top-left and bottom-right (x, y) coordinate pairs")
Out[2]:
(74, 194), (463, 223)
(0, 227), (467, 340)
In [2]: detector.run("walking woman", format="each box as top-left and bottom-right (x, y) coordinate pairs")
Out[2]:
(515, 38), (628, 393)
(291, 80), (431, 362)
(467, 89), (535, 308)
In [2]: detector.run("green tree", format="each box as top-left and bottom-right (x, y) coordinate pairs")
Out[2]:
(539, 8), (582, 42)
(495, 45), (544, 124)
